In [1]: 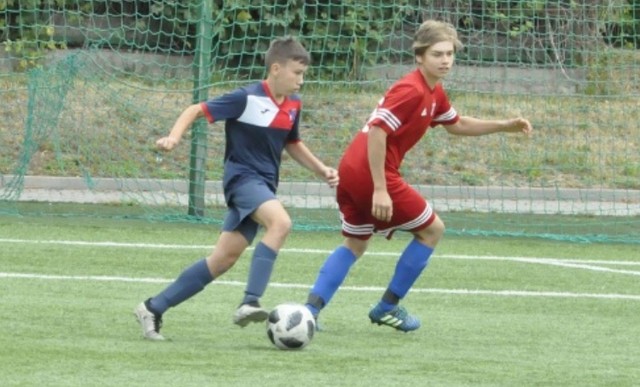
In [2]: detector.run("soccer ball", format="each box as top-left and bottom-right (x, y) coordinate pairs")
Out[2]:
(266, 303), (316, 350)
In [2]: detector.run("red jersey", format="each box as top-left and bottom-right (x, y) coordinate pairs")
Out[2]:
(340, 69), (459, 176)
(335, 69), (459, 239)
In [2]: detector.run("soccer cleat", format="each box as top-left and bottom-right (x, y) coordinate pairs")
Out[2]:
(313, 315), (323, 332)
(304, 306), (323, 332)
(134, 300), (165, 341)
(368, 304), (421, 332)
(233, 302), (269, 327)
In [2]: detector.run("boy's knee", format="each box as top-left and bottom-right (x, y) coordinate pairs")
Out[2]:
(431, 217), (445, 238)
(416, 216), (445, 246)
(278, 216), (293, 233)
(344, 237), (368, 258)
(270, 216), (292, 238)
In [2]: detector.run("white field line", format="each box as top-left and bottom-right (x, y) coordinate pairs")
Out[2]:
(1, 237), (639, 266)
(1, 238), (640, 301)
(507, 257), (640, 276)
(0, 271), (639, 301)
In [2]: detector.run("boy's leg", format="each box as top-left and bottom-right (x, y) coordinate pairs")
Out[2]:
(368, 238), (433, 332)
(148, 259), (214, 314)
(305, 245), (357, 317)
(379, 238), (433, 311)
(240, 241), (277, 305)
(368, 192), (443, 332)
(134, 258), (214, 340)
(135, 228), (249, 340)
(233, 241), (277, 327)
(305, 184), (369, 322)
(234, 199), (291, 327)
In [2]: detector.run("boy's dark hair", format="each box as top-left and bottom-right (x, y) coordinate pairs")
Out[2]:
(265, 36), (311, 69)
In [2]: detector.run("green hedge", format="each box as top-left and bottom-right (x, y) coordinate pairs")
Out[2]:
(1, 1), (637, 73)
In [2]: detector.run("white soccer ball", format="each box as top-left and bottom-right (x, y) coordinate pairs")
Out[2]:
(266, 303), (316, 350)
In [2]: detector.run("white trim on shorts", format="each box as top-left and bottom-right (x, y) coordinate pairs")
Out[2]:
(340, 201), (434, 239)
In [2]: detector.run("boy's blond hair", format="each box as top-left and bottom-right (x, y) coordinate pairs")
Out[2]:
(412, 20), (463, 56)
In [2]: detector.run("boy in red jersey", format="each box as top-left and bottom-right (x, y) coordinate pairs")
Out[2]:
(305, 20), (532, 331)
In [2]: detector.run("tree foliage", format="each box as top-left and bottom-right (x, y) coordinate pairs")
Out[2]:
(0, 0), (637, 73)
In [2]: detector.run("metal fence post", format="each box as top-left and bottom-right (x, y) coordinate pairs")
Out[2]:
(188, 0), (213, 217)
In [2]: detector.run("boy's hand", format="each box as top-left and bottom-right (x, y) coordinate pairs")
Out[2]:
(322, 167), (339, 188)
(504, 118), (533, 136)
(156, 136), (180, 151)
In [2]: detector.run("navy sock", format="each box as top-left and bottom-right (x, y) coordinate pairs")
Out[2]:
(242, 241), (277, 305)
(306, 246), (356, 316)
(379, 239), (433, 312)
(148, 258), (213, 314)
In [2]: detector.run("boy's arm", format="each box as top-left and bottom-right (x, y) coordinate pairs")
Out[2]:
(443, 116), (532, 137)
(367, 125), (393, 222)
(156, 104), (206, 151)
(285, 142), (339, 188)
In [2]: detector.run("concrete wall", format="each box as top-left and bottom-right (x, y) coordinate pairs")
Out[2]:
(1, 44), (587, 96)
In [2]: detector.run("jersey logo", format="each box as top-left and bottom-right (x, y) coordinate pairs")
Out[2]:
(261, 108), (270, 114)
(421, 107), (428, 117)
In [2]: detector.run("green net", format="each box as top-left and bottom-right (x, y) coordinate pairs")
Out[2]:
(1, 1), (639, 243)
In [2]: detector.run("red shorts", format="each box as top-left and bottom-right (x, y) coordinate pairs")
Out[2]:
(336, 173), (436, 240)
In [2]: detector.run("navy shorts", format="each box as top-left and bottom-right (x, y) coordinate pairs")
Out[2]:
(222, 177), (276, 244)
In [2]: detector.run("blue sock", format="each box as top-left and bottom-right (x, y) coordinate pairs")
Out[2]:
(306, 246), (357, 316)
(380, 239), (433, 312)
(242, 241), (277, 305)
(148, 258), (213, 314)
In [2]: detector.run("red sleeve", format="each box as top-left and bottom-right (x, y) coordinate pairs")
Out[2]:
(200, 102), (214, 123)
(367, 84), (422, 135)
(430, 86), (459, 127)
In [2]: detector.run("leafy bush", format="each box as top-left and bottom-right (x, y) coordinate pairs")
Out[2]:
(602, 0), (640, 49)
(1, 0), (68, 70)
(1, 1), (637, 74)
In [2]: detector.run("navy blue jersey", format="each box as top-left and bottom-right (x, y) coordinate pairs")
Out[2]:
(201, 81), (302, 191)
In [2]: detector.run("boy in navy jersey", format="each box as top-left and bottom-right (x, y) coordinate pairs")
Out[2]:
(305, 20), (532, 332)
(134, 37), (339, 341)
